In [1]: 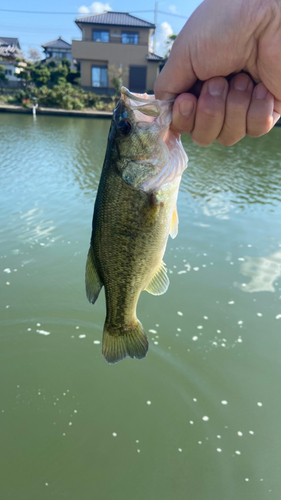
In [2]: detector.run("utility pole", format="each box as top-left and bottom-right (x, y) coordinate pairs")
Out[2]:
(153, 1), (158, 53)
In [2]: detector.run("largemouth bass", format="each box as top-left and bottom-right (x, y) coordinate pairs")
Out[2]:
(86, 87), (187, 364)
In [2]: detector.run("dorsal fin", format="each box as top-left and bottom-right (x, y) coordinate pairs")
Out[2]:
(170, 205), (179, 239)
(144, 261), (169, 295)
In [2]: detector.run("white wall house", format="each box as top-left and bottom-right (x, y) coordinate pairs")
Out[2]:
(0, 37), (24, 85)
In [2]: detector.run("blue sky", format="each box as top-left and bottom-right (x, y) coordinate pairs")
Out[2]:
(0, 0), (202, 57)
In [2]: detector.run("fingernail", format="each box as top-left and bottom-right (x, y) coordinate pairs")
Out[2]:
(208, 79), (225, 96)
(179, 100), (194, 116)
(254, 84), (268, 100)
(233, 75), (248, 91)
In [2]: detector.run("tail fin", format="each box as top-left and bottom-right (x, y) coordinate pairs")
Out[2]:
(102, 320), (149, 364)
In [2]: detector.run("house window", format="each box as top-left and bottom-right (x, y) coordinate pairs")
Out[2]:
(92, 66), (108, 87)
(122, 32), (138, 44)
(52, 51), (63, 59)
(93, 30), (109, 43)
(5, 69), (12, 76)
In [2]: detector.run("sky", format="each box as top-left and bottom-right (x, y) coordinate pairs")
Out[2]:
(0, 0), (202, 58)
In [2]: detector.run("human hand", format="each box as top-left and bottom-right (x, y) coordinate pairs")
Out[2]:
(154, 0), (281, 146)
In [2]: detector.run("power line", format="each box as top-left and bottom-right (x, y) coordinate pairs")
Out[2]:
(0, 7), (187, 18)
(0, 8), (80, 15)
(158, 10), (188, 19)
(0, 25), (79, 34)
(0, 8), (153, 15)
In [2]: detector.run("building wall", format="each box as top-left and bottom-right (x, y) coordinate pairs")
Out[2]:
(72, 23), (161, 92)
(72, 39), (148, 65)
(73, 39), (160, 90)
(79, 59), (159, 92)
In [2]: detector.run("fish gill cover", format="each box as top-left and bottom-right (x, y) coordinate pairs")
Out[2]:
(120, 87), (188, 191)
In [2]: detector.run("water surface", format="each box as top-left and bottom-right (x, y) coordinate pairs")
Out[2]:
(1, 113), (280, 500)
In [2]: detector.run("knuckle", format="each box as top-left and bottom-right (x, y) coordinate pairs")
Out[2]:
(227, 96), (250, 112)
(190, 134), (212, 146)
(247, 115), (273, 137)
(217, 135), (241, 146)
(217, 122), (245, 146)
(199, 106), (224, 120)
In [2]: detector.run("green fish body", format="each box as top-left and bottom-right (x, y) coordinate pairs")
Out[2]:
(86, 87), (187, 364)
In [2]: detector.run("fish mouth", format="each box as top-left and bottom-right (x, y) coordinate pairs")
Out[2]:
(120, 87), (162, 118)
(120, 87), (155, 104)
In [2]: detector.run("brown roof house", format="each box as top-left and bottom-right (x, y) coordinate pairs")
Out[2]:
(72, 12), (164, 94)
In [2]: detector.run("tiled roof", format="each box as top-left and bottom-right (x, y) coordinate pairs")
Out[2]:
(0, 37), (21, 49)
(75, 12), (155, 28)
(0, 45), (24, 59)
(41, 37), (71, 49)
(146, 52), (165, 62)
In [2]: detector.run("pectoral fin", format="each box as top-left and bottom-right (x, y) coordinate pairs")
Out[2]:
(170, 205), (179, 239)
(85, 247), (103, 304)
(144, 261), (169, 296)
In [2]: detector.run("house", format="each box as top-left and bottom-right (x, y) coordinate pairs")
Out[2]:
(42, 37), (72, 63)
(72, 12), (165, 94)
(0, 37), (24, 85)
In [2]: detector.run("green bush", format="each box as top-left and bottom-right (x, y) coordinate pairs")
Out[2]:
(3, 78), (112, 111)
(0, 64), (7, 81)
(30, 66), (51, 86)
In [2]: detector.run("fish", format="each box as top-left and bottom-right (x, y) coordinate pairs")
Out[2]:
(86, 86), (187, 364)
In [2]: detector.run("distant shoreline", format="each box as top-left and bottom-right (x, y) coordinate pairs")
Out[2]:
(0, 103), (112, 119)
(0, 103), (280, 127)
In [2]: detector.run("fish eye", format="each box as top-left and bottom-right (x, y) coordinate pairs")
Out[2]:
(118, 119), (132, 136)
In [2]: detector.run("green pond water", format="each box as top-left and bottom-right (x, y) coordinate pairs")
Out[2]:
(0, 113), (280, 500)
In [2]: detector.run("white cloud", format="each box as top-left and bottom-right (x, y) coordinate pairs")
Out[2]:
(78, 2), (112, 14)
(78, 5), (90, 13)
(155, 21), (173, 57)
(168, 5), (178, 14)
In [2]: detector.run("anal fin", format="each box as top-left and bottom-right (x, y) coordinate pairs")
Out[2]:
(144, 261), (169, 296)
(85, 247), (103, 304)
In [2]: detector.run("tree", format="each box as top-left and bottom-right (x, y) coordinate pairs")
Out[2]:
(28, 48), (41, 62)
(67, 69), (80, 85)
(15, 58), (80, 95)
(61, 58), (71, 69)
(16, 61), (34, 84)
(108, 65), (128, 94)
(0, 64), (7, 81)
(49, 64), (68, 85)
(165, 34), (177, 58)
(30, 65), (51, 86)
